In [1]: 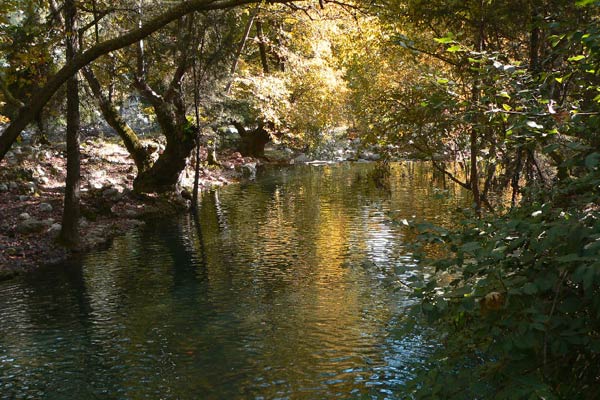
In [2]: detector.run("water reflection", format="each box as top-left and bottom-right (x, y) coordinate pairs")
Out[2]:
(0, 162), (471, 399)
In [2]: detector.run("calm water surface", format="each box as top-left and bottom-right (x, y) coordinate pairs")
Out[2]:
(0, 162), (470, 399)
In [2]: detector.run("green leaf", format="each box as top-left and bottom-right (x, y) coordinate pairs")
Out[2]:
(576, 0), (598, 6)
(568, 55), (586, 62)
(446, 45), (463, 53)
(434, 35), (455, 44)
(502, 103), (512, 111)
(585, 153), (600, 170)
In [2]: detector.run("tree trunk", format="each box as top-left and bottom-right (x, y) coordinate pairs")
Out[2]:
(256, 21), (270, 74)
(133, 130), (196, 193)
(0, 0), (291, 163)
(82, 66), (152, 173)
(225, 5), (259, 93)
(59, 0), (81, 248)
(133, 80), (196, 193)
(234, 122), (271, 158)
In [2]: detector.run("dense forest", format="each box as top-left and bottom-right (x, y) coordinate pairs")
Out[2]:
(1, 0), (599, 398)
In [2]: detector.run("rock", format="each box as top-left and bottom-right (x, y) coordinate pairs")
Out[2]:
(16, 219), (46, 234)
(369, 153), (382, 161)
(37, 176), (49, 185)
(126, 173), (136, 180)
(103, 187), (123, 201)
(54, 143), (67, 153)
(9, 182), (18, 190)
(39, 203), (53, 212)
(0, 184), (8, 192)
(21, 145), (34, 153)
(25, 182), (37, 194)
(43, 218), (55, 227)
(37, 151), (52, 161)
(89, 181), (104, 191)
(12, 147), (22, 155)
(294, 153), (310, 164)
(7, 158), (18, 166)
(19, 213), (31, 220)
(240, 162), (257, 179)
(5, 151), (14, 159)
(47, 223), (62, 237)
(18, 195), (29, 202)
(124, 209), (139, 218)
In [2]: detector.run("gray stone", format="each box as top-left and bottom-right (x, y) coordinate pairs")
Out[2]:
(103, 187), (123, 201)
(39, 203), (53, 212)
(19, 213), (31, 220)
(0, 183), (8, 192)
(5, 151), (14, 159)
(9, 182), (18, 190)
(25, 182), (36, 194)
(293, 153), (310, 164)
(43, 218), (55, 227)
(16, 219), (46, 234)
(124, 209), (139, 218)
(12, 147), (22, 155)
(369, 153), (382, 161)
(240, 162), (257, 179)
(47, 223), (62, 237)
(18, 195), (29, 201)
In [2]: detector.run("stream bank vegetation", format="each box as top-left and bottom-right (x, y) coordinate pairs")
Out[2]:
(1, 0), (599, 397)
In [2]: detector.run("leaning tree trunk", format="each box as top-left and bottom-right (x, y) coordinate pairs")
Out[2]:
(59, 0), (81, 248)
(82, 67), (153, 174)
(0, 0), (293, 163)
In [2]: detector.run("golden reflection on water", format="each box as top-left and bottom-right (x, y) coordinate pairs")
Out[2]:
(0, 161), (474, 399)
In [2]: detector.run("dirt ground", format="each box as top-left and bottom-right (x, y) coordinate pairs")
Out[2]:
(0, 137), (258, 279)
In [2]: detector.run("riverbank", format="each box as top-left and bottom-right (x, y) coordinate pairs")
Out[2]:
(0, 137), (260, 279)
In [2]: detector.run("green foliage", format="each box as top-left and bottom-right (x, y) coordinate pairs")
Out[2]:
(405, 162), (600, 398)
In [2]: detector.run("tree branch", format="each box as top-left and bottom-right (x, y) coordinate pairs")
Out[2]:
(0, 0), (302, 162)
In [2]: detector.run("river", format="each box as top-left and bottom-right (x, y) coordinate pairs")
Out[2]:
(0, 162), (471, 399)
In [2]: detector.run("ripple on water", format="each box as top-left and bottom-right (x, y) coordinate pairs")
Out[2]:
(0, 162), (471, 398)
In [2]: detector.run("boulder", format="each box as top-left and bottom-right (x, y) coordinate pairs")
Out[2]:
(39, 203), (53, 212)
(9, 182), (18, 190)
(43, 218), (55, 227)
(16, 218), (46, 234)
(0, 183), (8, 192)
(47, 223), (62, 238)
(19, 213), (31, 220)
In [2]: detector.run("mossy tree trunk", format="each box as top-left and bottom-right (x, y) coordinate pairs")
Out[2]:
(82, 66), (153, 174)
